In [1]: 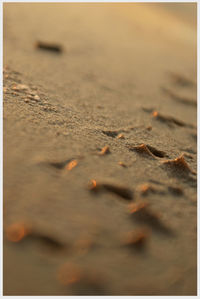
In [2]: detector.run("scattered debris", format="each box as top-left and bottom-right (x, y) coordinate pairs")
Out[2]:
(58, 263), (82, 286)
(98, 146), (111, 155)
(129, 202), (173, 235)
(162, 154), (196, 175)
(5, 222), (64, 250)
(5, 222), (31, 242)
(138, 184), (155, 195)
(117, 133), (125, 139)
(103, 183), (133, 200)
(89, 179), (99, 191)
(168, 186), (184, 196)
(65, 159), (78, 171)
(152, 111), (195, 128)
(57, 263), (106, 295)
(36, 41), (63, 53)
(102, 130), (119, 138)
(89, 180), (133, 200)
(122, 229), (150, 251)
(45, 158), (78, 170)
(118, 161), (127, 168)
(129, 143), (167, 159)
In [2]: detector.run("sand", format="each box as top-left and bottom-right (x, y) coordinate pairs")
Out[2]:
(3, 3), (197, 295)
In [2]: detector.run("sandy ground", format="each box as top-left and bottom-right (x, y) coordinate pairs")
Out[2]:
(3, 3), (197, 295)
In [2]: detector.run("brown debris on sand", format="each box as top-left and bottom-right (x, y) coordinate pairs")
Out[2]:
(5, 222), (65, 250)
(57, 263), (106, 295)
(117, 133), (125, 139)
(102, 130), (119, 138)
(65, 159), (78, 171)
(138, 184), (156, 196)
(162, 154), (196, 175)
(137, 183), (165, 196)
(118, 161), (127, 168)
(129, 143), (167, 159)
(122, 228), (150, 251)
(36, 41), (63, 53)
(99, 146), (111, 155)
(152, 111), (195, 128)
(43, 158), (80, 170)
(168, 186), (184, 196)
(58, 263), (82, 286)
(152, 111), (184, 127)
(89, 180), (133, 200)
(129, 144), (155, 159)
(129, 202), (173, 235)
(103, 183), (133, 200)
(5, 222), (31, 242)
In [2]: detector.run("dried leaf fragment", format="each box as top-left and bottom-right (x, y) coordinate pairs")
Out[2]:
(66, 159), (78, 171)
(99, 146), (110, 155)
(162, 154), (196, 175)
(129, 143), (166, 158)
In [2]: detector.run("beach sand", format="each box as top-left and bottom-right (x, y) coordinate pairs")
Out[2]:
(3, 3), (197, 295)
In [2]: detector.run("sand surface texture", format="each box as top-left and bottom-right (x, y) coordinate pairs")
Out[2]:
(3, 3), (197, 295)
